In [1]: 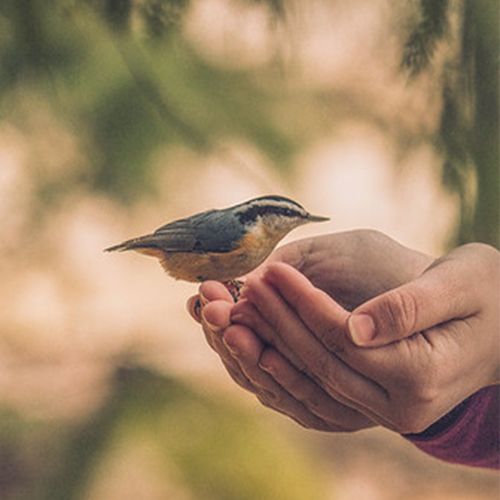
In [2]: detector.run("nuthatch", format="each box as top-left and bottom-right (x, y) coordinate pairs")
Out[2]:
(105, 195), (329, 283)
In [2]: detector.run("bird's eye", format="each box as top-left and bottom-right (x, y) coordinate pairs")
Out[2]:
(283, 208), (300, 218)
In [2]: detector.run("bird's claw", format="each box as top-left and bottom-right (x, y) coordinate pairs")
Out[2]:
(224, 279), (244, 302)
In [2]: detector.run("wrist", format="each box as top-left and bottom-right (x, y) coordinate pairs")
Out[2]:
(403, 397), (470, 441)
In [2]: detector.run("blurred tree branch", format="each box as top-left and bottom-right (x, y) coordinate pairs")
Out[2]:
(466, 0), (499, 247)
(0, 0), (497, 232)
(402, 0), (449, 75)
(437, 0), (499, 247)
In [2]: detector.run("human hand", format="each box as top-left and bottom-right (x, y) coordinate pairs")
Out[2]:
(188, 279), (374, 432)
(228, 242), (500, 433)
(187, 230), (434, 431)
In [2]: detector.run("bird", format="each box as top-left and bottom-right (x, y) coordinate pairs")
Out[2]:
(105, 195), (329, 284)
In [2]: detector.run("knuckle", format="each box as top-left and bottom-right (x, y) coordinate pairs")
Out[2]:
(404, 373), (440, 406)
(379, 289), (418, 338)
(224, 364), (254, 392)
(303, 393), (322, 412)
(414, 381), (440, 407)
(312, 352), (334, 382)
(257, 389), (282, 409)
(388, 382), (440, 434)
(257, 394), (273, 409)
(319, 324), (346, 354)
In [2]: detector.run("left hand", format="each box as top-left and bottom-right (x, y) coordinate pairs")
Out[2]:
(188, 279), (374, 432)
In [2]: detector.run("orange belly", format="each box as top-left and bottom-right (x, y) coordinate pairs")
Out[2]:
(160, 232), (273, 282)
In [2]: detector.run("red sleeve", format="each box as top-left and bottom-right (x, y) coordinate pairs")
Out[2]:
(404, 386), (499, 469)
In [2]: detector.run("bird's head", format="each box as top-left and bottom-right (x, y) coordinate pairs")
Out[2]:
(233, 195), (329, 240)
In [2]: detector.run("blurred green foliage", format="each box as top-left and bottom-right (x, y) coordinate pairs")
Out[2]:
(466, 0), (499, 247)
(0, 1), (498, 499)
(438, 0), (499, 246)
(0, 368), (324, 500)
(55, 368), (325, 500)
(400, 0), (498, 247)
(0, 0), (497, 243)
(401, 0), (449, 75)
(0, 0), (298, 203)
(1, 0), (498, 244)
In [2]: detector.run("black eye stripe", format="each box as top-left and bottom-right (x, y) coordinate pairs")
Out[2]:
(237, 205), (303, 224)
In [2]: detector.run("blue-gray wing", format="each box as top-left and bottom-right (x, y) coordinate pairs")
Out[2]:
(105, 208), (246, 254)
(153, 209), (245, 253)
(152, 216), (200, 252)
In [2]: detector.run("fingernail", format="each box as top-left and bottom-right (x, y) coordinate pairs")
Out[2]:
(188, 297), (202, 322)
(199, 292), (209, 306)
(258, 359), (272, 372)
(348, 313), (376, 345)
(230, 312), (244, 324)
(259, 363), (275, 376)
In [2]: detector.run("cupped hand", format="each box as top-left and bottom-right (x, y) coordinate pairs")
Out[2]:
(188, 279), (371, 431)
(187, 230), (435, 431)
(228, 242), (500, 433)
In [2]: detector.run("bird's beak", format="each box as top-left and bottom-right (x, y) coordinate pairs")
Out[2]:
(307, 214), (330, 223)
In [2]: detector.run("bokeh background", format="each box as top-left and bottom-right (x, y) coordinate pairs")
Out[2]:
(0, 0), (498, 499)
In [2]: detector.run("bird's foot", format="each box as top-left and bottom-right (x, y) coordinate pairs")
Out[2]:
(224, 279), (244, 302)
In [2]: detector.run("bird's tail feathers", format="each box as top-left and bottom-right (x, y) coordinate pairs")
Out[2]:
(104, 234), (162, 253)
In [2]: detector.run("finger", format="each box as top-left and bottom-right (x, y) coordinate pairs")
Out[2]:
(202, 300), (233, 331)
(189, 280), (234, 324)
(262, 263), (351, 354)
(222, 325), (336, 431)
(232, 290), (396, 428)
(239, 273), (388, 413)
(347, 255), (480, 347)
(200, 301), (358, 429)
(200, 318), (257, 393)
(199, 280), (234, 304)
(231, 299), (310, 373)
(259, 348), (374, 431)
(194, 296), (250, 388)
(193, 290), (263, 395)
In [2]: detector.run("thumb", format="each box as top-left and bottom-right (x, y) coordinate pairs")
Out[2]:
(347, 257), (476, 347)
